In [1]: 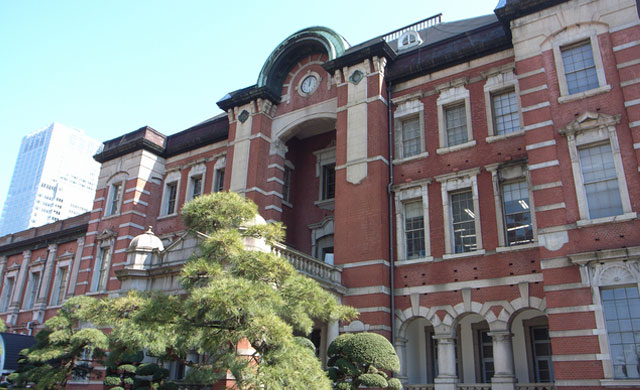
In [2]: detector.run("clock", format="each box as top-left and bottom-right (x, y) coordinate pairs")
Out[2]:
(300, 75), (318, 94)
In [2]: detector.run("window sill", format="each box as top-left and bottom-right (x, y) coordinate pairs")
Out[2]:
(393, 151), (429, 165)
(395, 256), (434, 267)
(558, 84), (612, 104)
(157, 213), (179, 221)
(101, 213), (121, 221)
(442, 249), (486, 260)
(577, 212), (637, 228)
(601, 379), (640, 387)
(496, 242), (539, 253)
(436, 140), (476, 155)
(314, 199), (335, 211)
(282, 200), (293, 209)
(486, 130), (525, 143)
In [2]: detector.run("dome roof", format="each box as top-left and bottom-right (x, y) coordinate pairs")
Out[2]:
(128, 226), (164, 252)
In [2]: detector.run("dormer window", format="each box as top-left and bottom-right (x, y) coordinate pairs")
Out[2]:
(398, 31), (422, 50)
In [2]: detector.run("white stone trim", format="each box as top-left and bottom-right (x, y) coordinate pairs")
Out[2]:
(396, 273), (543, 296)
(528, 160), (559, 170)
(486, 163), (537, 248)
(526, 139), (556, 151)
(532, 181), (563, 191)
(521, 101), (550, 113)
(523, 120), (554, 132)
(535, 202), (565, 212)
(613, 40), (640, 52)
(345, 285), (391, 296)
(394, 180), (431, 262)
(436, 83), (473, 149)
(341, 259), (390, 269)
(622, 78), (640, 87)
(519, 84), (548, 95)
(550, 27), (609, 100)
(560, 112), (632, 221)
(617, 58), (640, 69)
(435, 168), (482, 255)
(516, 68), (545, 79)
(624, 98), (640, 107)
(394, 98), (425, 159)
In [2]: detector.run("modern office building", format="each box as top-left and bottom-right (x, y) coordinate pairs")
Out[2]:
(1, 0), (640, 389)
(0, 123), (101, 236)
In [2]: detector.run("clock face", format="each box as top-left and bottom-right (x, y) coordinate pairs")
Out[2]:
(301, 75), (318, 94)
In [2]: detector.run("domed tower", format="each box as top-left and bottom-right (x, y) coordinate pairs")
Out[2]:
(126, 226), (164, 270)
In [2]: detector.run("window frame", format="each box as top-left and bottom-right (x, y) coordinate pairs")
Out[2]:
(213, 156), (226, 193)
(486, 163), (538, 250)
(22, 269), (42, 310)
(106, 182), (124, 217)
(160, 171), (181, 217)
(186, 163), (206, 201)
(559, 112), (635, 226)
(550, 27), (610, 103)
(309, 217), (334, 264)
(0, 274), (16, 312)
(91, 235), (115, 293)
(436, 83), (475, 154)
(393, 98), (426, 162)
(393, 180), (432, 264)
(483, 67), (523, 142)
(313, 146), (336, 208)
(436, 168), (485, 258)
(50, 262), (71, 306)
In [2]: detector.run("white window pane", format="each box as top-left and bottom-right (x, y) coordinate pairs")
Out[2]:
(404, 201), (425, 259)
(451, 191), (476, 253)
(402, 117), (421, 157)
(579, 143), (623, 219)
(603, 286), (640, 379)
(445, 104), (468, 146)
(562, 42), (599, 94)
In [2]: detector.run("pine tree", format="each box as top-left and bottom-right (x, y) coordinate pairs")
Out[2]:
(7, 296), (109, 390)
(86, 191), (357, 390)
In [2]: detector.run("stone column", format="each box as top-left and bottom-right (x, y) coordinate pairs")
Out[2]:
(490, 331), (516, 390)
(0, 256), (7, 288)
(394, 336), (409, 383)
(33, 244), (57, 323)
(7, 250), (31, 325)
(434, 334), (458, 390)
(66, 237), (85, 298)
(327, 319), (339, 346)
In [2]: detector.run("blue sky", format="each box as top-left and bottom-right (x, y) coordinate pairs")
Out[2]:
(0, 0), (498, 210)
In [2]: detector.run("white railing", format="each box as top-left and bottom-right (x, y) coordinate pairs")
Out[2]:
(456, 385), (492, 390)
(516, 384), (556, 390)
(271, 243), (343, 288)
(382, 14), (442, 42)
(405, 385), (435, 390)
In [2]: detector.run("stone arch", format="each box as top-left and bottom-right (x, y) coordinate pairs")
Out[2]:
(274, 111), (337, 142)
(257, 27), (348, 96)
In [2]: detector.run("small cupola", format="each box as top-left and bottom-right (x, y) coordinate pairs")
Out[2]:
(127, 226), (164, 269)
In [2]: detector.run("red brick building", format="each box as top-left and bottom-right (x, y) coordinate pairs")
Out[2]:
(1, 0), (640, 389)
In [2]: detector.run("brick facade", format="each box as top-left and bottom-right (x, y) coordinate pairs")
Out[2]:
(1, 0), (639, 388)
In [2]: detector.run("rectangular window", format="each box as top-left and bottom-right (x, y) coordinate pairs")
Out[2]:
(492, 89), (520, 135)
(214, 169), (225, 192)
(451, 190), (476, 253)
(0, 277), (14, 312)
(530, 326), (554, 382)
(579, 143), (623, 219)
(502, 180), (533, 246)
(166, 182), (178, 215)
(478, 330), (494, 383)
(401, 117), (421, 158)
(190, 176), (202, 199)
(445, 103), (468, 147)
(108, 183), (122, 216)
(92, 247), (111, 292)
(404, 201), (425, 259)
(602, 286), (640, 379)
(52, 267), (69, 305)
(23, 272), (40, 309)
(283, 167), (292, 203)
(561, 41), (599, 95)
(322, 164), (335, 200)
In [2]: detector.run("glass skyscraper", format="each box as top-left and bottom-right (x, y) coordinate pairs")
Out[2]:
(0, 123), (101, 236)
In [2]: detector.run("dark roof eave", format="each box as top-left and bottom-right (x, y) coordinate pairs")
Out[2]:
(93, 137), (166, 163)
(386, 22), (512, 84)
(323, 39), (397, 74)
(494, 0), (571, 27)
(216, 86), (282, 112)
(0, 222), (88, 255)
